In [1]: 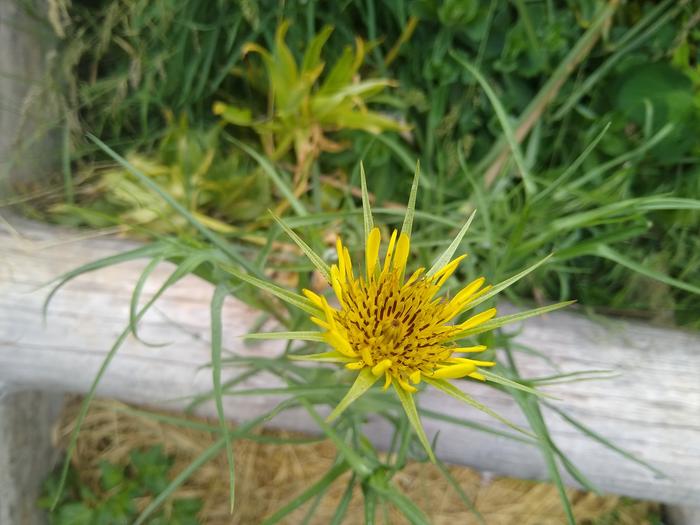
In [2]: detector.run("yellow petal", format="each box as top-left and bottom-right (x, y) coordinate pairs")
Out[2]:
(383, 372), (392, 390)
(458, 307), (497, 330)
(371, 359), (392, 376)
(469, 372), (486, 381)
(396, 376), (417, 393)
(335, 239), (346, 283)
(431, 362), (477, 379)
(330, 266), (345, 307)
(366, 227), (381, 278)
(453, 345), (487, 353)
(409, 370), (422, 384)
(392, 233), (410, 273)
(302, 288), (324, 308)
(382, 229), (398, 273)
(359, 345), (375, 366)
(403, 267), (425, 288)
(323, 331), (357, 357)
(343, 247), (354, 280)
(345, 361), (365, 370)
(433, 254), (467, 287)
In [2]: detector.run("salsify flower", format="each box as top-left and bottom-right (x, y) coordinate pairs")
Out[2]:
(234, 164), (572, 460)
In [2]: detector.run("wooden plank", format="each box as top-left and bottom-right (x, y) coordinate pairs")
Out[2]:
(1, 217), (699, 507)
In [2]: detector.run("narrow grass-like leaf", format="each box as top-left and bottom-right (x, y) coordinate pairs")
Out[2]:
(544, 402), (666, 477)
(261, 462), (349, 525)
(211, 282), (235, 512)
(360, 162), (374, 243)
(426, 209), (476, 277)
(329, 475), (356, 525)
(244, 331), (325, 341)
(369, 477), (430, 525)
(128, 255), (166, 345)
(43, 243), (167, 317)
(223, 264), (320, 316)
(288, 351), (354, 363)
(466, 254), (553, 310)
(453, 300), (575, 339)
(327, 368), (381, 422)
(227, 135), (307, 217)
(450, 53), (536, 196)
(270, 212), (331, 282)
(478, 370), (553, 398)
(393, 384), (435, 462)
(303, 400), (374, 478)
(363, 486), (377, 525)
(530, 370), (618, 386)
(51, 258), (204, 510)
(87, 134), (256, 273)
(596, 244), (700, 296)
(423, 377), (535, 438)
(435, 459), (485, 524)
(401, 160), (420, 238)
(134, 437), (226, 525)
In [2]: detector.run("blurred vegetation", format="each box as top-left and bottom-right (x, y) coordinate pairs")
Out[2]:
(23, 0), (700, 328)
(40, 445), (202, 525)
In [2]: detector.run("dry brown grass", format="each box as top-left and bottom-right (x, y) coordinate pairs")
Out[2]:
(54, 398), (658, 524)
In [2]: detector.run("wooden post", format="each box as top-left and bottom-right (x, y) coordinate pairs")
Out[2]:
(1, 3), (61, 524)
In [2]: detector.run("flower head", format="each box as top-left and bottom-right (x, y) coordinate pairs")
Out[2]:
(235, 164), (569, 460)
(303, 227), (497, 394)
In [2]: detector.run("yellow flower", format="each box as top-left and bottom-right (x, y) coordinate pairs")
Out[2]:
(233, 164), (571, 460)
(303, 227), (497, 394)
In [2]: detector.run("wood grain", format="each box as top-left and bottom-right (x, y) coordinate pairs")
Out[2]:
(1, 217), (699, 507)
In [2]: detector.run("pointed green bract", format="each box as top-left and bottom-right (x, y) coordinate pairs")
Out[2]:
(271, 212), (331, 282)
(478, 370), (554, 398)
(393, 383), (436, 462)
(327, 368), (380, 422)
(466, 254), (553, 310)
(244, 331), (325, 341)
(360, 162), (374, 244)
(223, 264), (321, 316)
(401, 160), (420, 238)
(426, 209), (476, 277)
(452, 300), (575, 339)
(423, 377), (535, 438)
(288, 351), (354, 363)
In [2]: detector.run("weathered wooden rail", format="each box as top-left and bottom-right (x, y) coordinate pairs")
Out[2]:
(2, 217), (699, 517)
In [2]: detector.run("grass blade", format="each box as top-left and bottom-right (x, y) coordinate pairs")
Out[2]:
(211, 282), (236, 512)
(270, 212), (331, 282)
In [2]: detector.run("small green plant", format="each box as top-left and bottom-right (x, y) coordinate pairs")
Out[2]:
(214, 20), (406, 194)
(52, 114), (271, 236)
(39, 445), (202, 525)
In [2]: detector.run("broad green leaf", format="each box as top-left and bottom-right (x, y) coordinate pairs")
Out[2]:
(393, 383), (435, 462)
(426, 210), (476, 277)
(211, 282), (235, 512)
(401, 160), (420, 239)
(423, 377), (534, 438)
(327, 368), (380, 422)
(132, 437), (225, 525)
(271, 212), (331, 282)
(452, 300), (575, 339)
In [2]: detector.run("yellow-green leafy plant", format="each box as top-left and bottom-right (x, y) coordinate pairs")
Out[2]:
(214, 21), (407, 194)
(53, 115), (271, 235)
